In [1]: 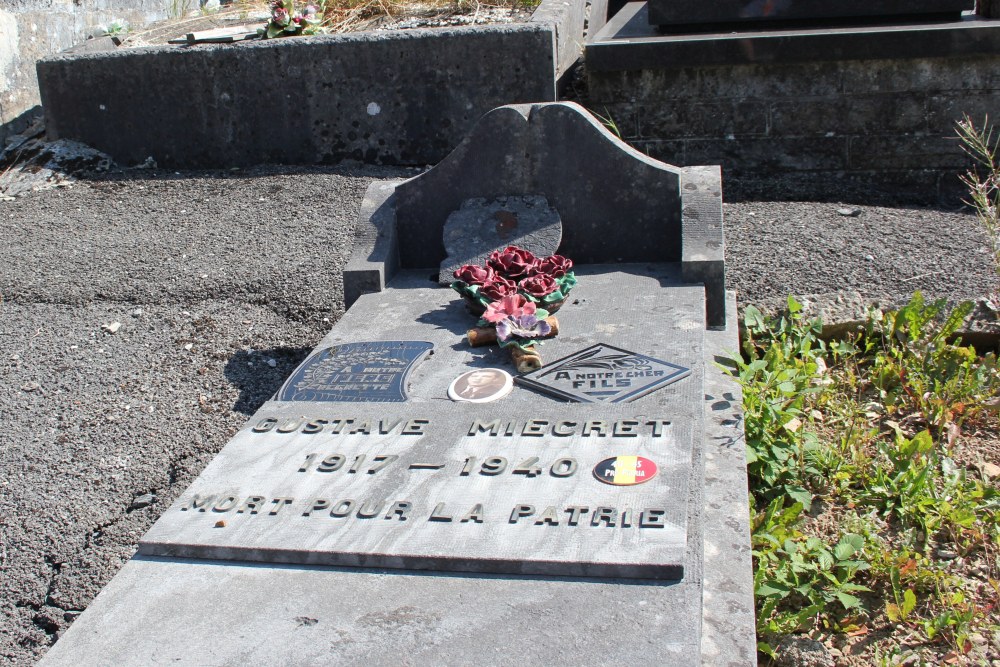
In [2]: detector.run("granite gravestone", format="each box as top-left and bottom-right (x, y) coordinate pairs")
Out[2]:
(141, 103), (723, 582)
(40, 103), (754, 667)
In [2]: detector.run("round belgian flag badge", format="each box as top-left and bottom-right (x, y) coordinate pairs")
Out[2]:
(593, 456), (658, 486)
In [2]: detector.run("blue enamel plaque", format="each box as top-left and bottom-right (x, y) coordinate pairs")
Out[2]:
(276, 341), (433, 403)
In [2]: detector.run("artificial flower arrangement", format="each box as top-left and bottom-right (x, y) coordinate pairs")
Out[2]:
(451, 246), (577, 372)
(259, 0), (326, 38)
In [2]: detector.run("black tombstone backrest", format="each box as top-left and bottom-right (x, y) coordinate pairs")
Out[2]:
(393, 102), (684, 269)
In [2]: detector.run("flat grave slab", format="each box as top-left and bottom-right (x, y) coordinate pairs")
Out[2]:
(139, 266), (705, 580)
(39, 294), (751, 667)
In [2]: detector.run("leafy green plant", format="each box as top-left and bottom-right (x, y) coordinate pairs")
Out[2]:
(865, 430), (938, 534)
(752, 497), (871, 654)
(923, 589), (977, 654)
(103, 18), (130, 37)
(864, 293), (991, 435)
(731, 297), (827, 510)
(730, 293), (1000, 664)
(885, 584), (917, 624)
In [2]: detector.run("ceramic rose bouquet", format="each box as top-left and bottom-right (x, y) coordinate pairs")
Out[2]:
(451, 246), (577, 372)
(452, 246), (577, 312)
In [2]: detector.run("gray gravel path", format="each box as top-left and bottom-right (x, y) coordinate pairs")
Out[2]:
(1, 165), (996, 666)
(724, 200), (996, 306)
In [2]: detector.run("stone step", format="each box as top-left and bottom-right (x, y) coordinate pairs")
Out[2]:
(647, 0), (972, 30)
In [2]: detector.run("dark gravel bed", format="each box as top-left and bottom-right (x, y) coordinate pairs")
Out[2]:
(724, 199), (997, 306)
(1, 165), (996, 666)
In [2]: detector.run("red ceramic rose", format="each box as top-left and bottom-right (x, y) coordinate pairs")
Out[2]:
(531, 254), (573, 278)
(519, 273), (558, 298)
(454, 264), (495, 286)
(479, 276), (518, 301)
(488, 246), (536, 279)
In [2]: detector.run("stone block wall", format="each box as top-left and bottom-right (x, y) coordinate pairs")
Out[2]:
(587, 46), (1000, 201)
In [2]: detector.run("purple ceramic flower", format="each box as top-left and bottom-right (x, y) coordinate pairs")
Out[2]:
(496, 312), (552, 342)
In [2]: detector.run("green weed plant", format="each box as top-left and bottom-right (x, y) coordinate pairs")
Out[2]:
(726, 294), (1000, 661)
(957, 115), (1000, 284)
(103, 19), (130, 37)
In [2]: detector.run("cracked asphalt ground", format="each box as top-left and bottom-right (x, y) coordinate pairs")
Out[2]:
(1, 164), (997, 666)
(0, 164), (410, 665)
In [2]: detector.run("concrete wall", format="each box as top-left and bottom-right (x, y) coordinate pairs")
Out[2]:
(531, 0), (586, 82)
(0, 0), (169, 143)
(39, 26), (556, 167)
(37, 0), (585, 168)
(586, 9), (1000, 201)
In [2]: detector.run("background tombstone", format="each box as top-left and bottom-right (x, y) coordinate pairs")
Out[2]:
(646, 0), (973, 28)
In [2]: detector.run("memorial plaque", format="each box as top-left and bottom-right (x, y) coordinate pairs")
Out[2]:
(139, 404), (693, 579)
(276, 341), (433, 403)
(140, 273), (704, 580)
(515, 343), (691, 403)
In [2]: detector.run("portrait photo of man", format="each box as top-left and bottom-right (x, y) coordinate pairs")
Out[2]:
(447, 368), (513, 403)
